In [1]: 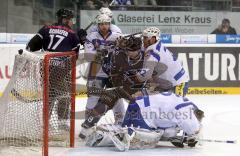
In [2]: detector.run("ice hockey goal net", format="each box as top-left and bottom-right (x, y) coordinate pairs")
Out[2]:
(0, 50), (76, 156)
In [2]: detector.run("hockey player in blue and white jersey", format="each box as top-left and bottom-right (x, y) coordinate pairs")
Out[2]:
(134, 27), (189, 96)
(122, 92), (203, 147)
(89, 7), (122, 34)
(83, 13), (122, 80)
(85, 91), (204, 151)
(79, 14), (122, 139)
(76, 8), (121, 47)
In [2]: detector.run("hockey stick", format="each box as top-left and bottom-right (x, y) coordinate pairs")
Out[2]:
(75, 86), (135, 120)
(84, 19), (96, 31)
(10, 88), (41, 103)
(197, 138), (237, 144)
(123, 32), (142, 38)
(11, 88), (71, 104)
(80, 31), (141, 52)
(161, 135), (238, 145)
(89, 85), (135, 103)
(84, 0), (115, 31)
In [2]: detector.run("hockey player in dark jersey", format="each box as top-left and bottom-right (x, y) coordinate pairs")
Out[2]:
(106, 36), (145, 95)
(26, 8), (80, 128)
(26, 8), (80, 52)
(79, 36), (146, 139)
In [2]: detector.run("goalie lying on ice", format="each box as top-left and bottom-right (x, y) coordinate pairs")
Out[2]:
(84, 91), (204, 151)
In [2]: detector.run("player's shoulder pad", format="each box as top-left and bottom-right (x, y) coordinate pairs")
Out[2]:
(144, 47), (160, 62)
(38, 25), (48, 32)
(111, 24), (122, 33)
(86, 31), (99, 42)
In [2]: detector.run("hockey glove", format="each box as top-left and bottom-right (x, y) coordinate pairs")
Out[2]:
(77, 28), (87, 45)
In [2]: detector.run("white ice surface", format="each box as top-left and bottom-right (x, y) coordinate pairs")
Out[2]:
(1, 95), (240, 156)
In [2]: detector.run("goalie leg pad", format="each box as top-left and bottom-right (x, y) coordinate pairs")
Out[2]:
(85, 124), (164, 151)
(85, 129), (114, 147)
(97, 124), (130, 151)
(128, 127), (164, 150)
(162, 127), (179, 138)
(85, 124), (127, 149)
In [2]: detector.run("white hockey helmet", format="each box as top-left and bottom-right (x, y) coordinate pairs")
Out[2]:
(99, 7), (113, 17)
(96, 14), (111, 24)
(142, 27), (161, 41)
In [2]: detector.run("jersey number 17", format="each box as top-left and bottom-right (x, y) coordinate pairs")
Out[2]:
(48, 35), (65, 50)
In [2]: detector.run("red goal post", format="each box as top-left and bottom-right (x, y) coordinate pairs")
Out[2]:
(43, 51), (76, 156)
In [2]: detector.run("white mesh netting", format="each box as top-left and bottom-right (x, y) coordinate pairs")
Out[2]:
(0, 51), (75, 150)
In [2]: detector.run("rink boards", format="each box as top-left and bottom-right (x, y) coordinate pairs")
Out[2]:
(0, 43), (239, 95)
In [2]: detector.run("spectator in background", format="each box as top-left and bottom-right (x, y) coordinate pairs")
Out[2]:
(85, 0), (97, 10)
(82, 0), (110, 9)
(211, 18), (237, 34)
(93, 0), (111, 8)
(134, 0), (157, 6)
(113, 0), (133, 10)
(114, 0), (132, 5)
(98, 0), (111, 7)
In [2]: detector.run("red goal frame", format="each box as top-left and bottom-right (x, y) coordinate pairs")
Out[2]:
(43, 51), (76, 156)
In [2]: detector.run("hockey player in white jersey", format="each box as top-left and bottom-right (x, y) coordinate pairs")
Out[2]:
(89, 7), (122, 34)
(83, 13), (122, 79)
(134, 27), (189, 96)
(85, 92), (204, 151)
(79, 14), (122, 139)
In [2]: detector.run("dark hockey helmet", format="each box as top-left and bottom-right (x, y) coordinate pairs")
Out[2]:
(126, 36), (142, 51)
(56, 8), (74, 19)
